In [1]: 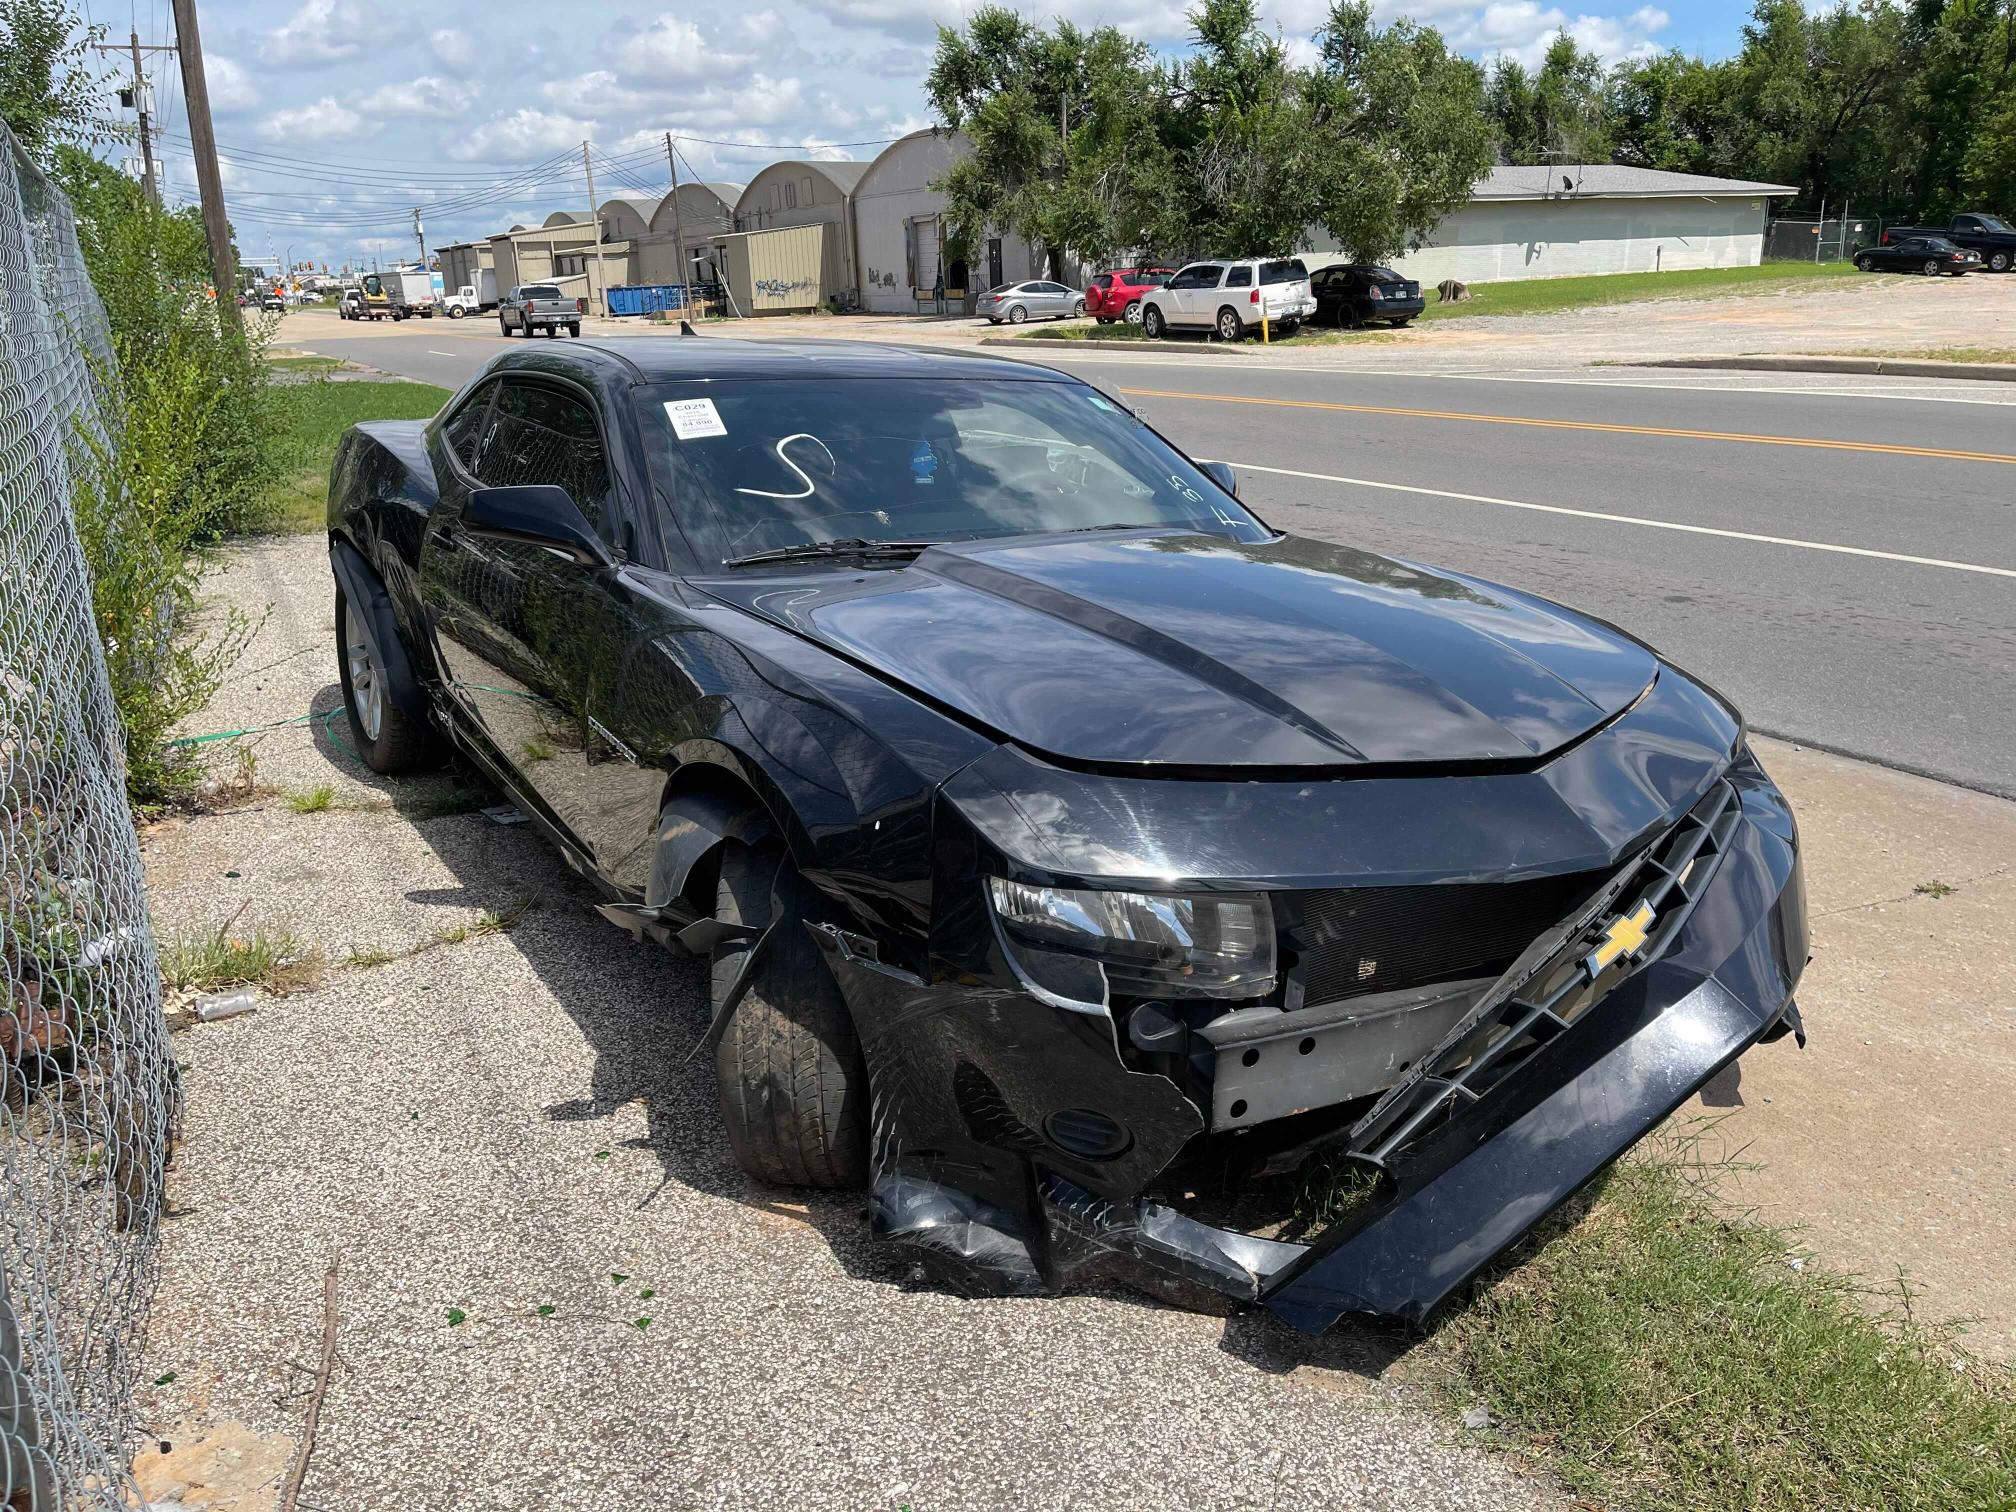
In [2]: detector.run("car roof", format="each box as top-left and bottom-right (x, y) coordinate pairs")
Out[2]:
(498, 336), (1072, 384)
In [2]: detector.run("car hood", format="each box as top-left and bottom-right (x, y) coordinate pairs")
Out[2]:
(699, 530), (1657, 769)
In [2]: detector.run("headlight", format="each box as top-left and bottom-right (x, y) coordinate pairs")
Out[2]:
(988, 878), (1276, 999)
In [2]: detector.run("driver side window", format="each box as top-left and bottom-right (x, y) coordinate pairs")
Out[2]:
(441, 383), (496, 470)
(473, 381), (612, 530)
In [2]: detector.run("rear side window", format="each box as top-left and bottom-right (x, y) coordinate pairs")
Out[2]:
(442, 383), (495, 469)
(473, 382), (612, 529)
(1136, 270), (1170, 286)
(1169, 264), (1222, 289)
(1223, 266), (1252, 288)
(1259, 259), (1307, 284)
(1093, 274), (1112, 289)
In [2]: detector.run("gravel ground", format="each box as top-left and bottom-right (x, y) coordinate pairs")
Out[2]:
(138, 536), (1558, 1509)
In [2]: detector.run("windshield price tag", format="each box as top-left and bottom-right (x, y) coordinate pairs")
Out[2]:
(665, 397), (727, 440)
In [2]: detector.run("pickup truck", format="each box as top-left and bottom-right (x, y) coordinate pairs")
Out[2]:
(1880, 213), (2016, 272)
(499, 284), (584, 338)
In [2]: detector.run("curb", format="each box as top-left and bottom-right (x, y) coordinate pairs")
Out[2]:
(1634, 354), (2016, 383)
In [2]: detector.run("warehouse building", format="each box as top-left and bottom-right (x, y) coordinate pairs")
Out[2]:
(1322, 166), (1799, 284)
(850, 128), (1046, 312)
(639, 180), (742, 285)
(734, 160), (871, 303)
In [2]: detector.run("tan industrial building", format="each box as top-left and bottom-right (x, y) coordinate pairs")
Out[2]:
(734, 160), (870, 305)
(435, 240), (494, 296)
(689, 224), (827, 314)
(640, 180), (742, 285)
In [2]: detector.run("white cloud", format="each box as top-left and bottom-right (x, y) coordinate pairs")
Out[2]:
(430, 27), (476, 67)
(205, 54), (259, 112)
(261, 0), (373, 65)
(620, 16), (756, 81)
(357, 76), (480, 117)
(1460, 0), (1670, 66)
(447, 108), (594, 161)
(261, 96), (367, 137)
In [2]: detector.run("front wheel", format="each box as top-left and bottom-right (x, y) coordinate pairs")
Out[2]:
(335, 589), (440, 774)
(1142, 304), (1167, 339)
(1855, 255), (1874, 272)
(1071, 297), (1086, 318)
(712, 844), (870, 1189)
(447, 305), (464, 318)
(1007, 303), (1028, 324)
(1215, 306), (1243, 342)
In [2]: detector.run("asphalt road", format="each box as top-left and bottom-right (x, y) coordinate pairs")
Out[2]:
(285, 310), (2016, 797)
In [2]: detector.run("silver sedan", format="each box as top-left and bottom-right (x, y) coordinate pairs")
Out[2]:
(979, 280), (1086, 324)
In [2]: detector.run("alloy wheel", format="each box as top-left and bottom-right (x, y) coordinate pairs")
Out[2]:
(344, 609), (383, 742)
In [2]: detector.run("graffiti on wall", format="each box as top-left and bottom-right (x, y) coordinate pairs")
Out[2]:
(754, 276), (817, 298)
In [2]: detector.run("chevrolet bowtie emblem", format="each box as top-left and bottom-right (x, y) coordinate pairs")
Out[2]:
(1584, 901), (1656, 978)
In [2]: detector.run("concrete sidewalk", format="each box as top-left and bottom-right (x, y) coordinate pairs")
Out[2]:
(134, 534), (2016, 1509)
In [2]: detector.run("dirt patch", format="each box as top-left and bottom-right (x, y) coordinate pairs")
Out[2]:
(132, 1420), (295, 1511)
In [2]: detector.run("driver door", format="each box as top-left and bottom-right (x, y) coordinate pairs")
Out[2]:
(417, 376), (662, 870)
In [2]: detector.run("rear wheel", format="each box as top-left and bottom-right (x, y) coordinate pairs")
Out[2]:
(712, 844), (870, 1189)
(1142, 304), (1167, 338)
(569, 322), (581, 338)
(335, 589), (440, 774)
(1216, 306), (1243, 342)
(1123, 299), (1142, 325)
(1990, 250), (2012, 273)
(1007, 303), (1028, 324)
(1923, 259), (1941, 276)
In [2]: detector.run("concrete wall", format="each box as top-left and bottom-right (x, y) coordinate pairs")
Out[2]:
(1325, 194), (1773, 285)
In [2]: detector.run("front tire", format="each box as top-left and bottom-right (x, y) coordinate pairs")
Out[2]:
(448, 305), (465, 318)
(1142, 304), (1167, 339)
(335, 589), (440, 774)
(1989, 250), (2011, 273)
(712, 845), (869, 1189)
(1856, 254), (1874, 272)
(1071, 297), (1086, 318)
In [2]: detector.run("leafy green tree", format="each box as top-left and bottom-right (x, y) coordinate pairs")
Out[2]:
(0, 0), (110, 161)
(1488, 36), (1613, 166)
(1306, 1), (1495, 260)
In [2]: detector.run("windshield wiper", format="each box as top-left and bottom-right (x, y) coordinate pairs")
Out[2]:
(721, 537), (938, 569)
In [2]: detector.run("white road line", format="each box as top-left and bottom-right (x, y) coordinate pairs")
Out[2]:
(1224, 460), (2016, 579)
(427, 350), (456, 357)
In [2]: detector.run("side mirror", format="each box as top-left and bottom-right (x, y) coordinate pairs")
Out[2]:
(1199, 460), (1239, 498)
(463, 485), (612, 568)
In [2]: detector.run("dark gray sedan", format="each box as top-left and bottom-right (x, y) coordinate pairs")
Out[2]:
(979, 280), (1086, 324)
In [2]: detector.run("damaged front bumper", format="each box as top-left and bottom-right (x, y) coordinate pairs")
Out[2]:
(814, 737), (1807, 1331)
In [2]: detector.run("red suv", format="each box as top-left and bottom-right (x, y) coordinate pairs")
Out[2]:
(1085, 266), (1176, 325)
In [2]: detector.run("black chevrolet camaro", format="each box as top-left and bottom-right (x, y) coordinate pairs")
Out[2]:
(327, 337), (1807, 1330)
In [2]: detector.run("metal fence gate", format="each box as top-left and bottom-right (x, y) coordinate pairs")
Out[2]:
(1763, 215), (1875, 262)
(0, 120), (175, 1510)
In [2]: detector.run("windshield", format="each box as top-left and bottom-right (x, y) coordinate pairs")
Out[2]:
(521, 285), (562, 299)
(641, 377), (1272, 566)
(1259, 259), (1307, 285)
(361, 274), (384, 297)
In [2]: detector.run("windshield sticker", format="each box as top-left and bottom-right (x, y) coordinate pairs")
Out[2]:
(664, 397), (727, 440)
(1085, 393), (1118, 412)
(909, 440), (939, 486)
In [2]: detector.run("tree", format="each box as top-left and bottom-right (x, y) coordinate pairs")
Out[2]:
(1306, 1), (1495, 261)
(1488, 35), (1612, 166)
(0, 0), (109, 162)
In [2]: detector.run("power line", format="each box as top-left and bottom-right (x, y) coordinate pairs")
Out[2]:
(670, 130), (905, 151)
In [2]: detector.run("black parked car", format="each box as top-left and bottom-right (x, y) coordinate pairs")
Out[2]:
(327, 338), (1807, 1330)
(1854, 236), (1981, 276)
(1312, 264), (1426, 327)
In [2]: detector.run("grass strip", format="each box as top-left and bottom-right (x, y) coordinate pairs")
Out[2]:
(1433, 1134), (2016, 1511)
(1841, 346), (2016, 365)
(258, 376), (451, 533)
(1420, 261), (1859, 322)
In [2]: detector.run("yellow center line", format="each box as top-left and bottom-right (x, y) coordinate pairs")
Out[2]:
(1117, 386), (2016, 466)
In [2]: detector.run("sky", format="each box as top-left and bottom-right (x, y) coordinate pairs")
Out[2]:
(86, 0), (1757, 271)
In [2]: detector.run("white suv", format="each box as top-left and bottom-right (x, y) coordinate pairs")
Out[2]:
(1140, 258), (1317, 342)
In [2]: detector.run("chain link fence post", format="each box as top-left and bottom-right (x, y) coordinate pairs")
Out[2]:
(0, 120), (176, 1511)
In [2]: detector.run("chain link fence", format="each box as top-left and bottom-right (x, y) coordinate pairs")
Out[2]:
(1763, 215), (1876, 262)
(0, 120), (175, 1510)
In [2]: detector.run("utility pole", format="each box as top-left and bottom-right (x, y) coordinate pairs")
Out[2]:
(91, 32), (175, 205)
(664, 132), (689, 318)
(582, 140), (608, 318)
(412, 207), (426, 267)
(168, 0), (238, 330)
